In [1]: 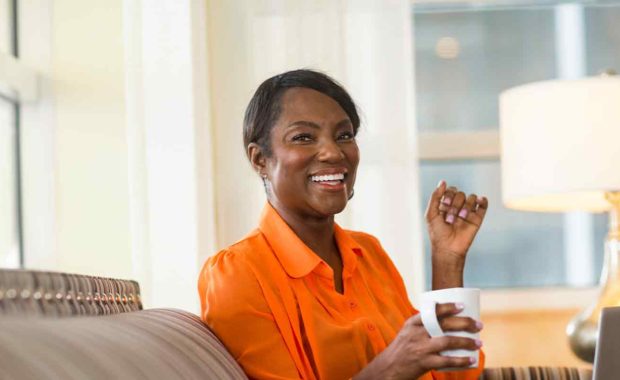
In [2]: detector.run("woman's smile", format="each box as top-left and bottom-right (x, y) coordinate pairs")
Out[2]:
(309, 169), (348, 191)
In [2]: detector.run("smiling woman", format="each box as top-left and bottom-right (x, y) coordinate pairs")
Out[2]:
(198, 69), (487, 380)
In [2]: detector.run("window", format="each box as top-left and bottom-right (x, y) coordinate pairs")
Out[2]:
(413, 1), (618, 289)
(0, 0), (21, 268)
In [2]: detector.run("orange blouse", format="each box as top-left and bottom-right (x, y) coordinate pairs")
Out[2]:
(199, 203), (484, 380)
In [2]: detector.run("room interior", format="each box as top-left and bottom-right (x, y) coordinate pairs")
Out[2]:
(2, 0), (619, 372)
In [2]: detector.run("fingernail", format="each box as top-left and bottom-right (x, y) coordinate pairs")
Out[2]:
(476, 321), (484, 330)
(475, 339), (483, 348)
(442, 197), (452, 206)
(458, 209), (468, 219)
(437, 180), (445, 188)
(477, 196), (485, 203)
(469, 357), (477, 364)
(455, 302), (465, 310)
(446, 214), (455, 224)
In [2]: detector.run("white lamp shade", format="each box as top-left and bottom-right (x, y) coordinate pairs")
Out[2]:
(500, 76), (620, 212)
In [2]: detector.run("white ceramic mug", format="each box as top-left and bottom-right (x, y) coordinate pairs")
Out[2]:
(418, 287), (480, 369)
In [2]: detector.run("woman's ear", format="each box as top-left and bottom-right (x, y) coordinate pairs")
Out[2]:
(247, 143), (267, 177)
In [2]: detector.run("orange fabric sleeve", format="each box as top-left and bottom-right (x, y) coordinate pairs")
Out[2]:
(199, 250), (301, 380)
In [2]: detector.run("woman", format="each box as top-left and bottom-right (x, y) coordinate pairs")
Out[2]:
(199, 69), (488, 380)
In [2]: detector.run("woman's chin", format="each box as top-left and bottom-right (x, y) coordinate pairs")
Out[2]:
(310, 198), (348, 217)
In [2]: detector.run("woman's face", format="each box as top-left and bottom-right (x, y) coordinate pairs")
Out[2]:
(260, 87), (359, 219)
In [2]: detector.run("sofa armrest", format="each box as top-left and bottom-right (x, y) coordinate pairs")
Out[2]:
(481, 367), (592, 380)
(0, 308), (247, 380)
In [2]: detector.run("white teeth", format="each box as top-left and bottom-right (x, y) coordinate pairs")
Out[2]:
(311, 173), (345, 182)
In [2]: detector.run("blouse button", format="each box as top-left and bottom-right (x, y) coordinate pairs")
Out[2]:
(349, 301), (357, 309)
(367, 323), (376, 331)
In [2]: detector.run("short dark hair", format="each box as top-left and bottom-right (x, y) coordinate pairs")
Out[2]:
(243, 69), (360, 157)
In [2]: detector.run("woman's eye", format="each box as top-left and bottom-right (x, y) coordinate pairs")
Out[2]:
(292, 134), (313, 142)
(338, 132), (354, 141)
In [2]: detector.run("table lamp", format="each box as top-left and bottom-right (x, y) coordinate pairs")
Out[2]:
(499, 75), (620, 363)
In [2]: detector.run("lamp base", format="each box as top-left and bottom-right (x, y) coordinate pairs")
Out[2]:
(567, 306), (599, 362)
(566, 192), (620, 363)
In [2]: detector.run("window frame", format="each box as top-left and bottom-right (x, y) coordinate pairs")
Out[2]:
(1, 0), (55, 270)
(0, 0), (35, 268)
(0, 53), (37, 102)
(412, 0), (599, 311)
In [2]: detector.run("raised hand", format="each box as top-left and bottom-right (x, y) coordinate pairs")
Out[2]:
(424, 181), (488, 289)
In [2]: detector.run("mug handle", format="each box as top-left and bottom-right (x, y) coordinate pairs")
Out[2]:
(420, 299), (444, 338)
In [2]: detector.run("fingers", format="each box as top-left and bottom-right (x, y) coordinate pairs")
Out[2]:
(397, 312), (483, 375)
(445, 190), (465, 224)
(437, 185), (455, 215)
(440, 188), (488, 227)
(433, 303), (483, 333)
(452, 194), (477, 227)
(425, 336), (482, 370)
(430, 336), (482, 367)
(425, 354), (475, 370)
(457, 195), (488, 227)
(429, 182), (488, 219)
(431, 335), (483, 353)
(425, 180), (447, 222)
(408, 302), (463, 328)
(474, 196), (489, 220)
(440, 316), (483, 334)
(435, 302), (464, 318)
(436, 184), (488, 226)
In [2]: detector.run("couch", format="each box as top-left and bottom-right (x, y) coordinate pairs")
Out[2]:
(0, 269), (592, 380)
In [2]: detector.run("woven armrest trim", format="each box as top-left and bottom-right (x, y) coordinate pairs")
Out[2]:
(0, 269), (142, 317)
(480, 367), (592, 380)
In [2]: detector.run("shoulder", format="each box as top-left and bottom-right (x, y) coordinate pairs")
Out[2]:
(198, 229), (270, 304)
(199, 247), (257, 296)
(199, 237), (276, 326)
(198, 227), (288, 296)
(202, 229), (270, 272)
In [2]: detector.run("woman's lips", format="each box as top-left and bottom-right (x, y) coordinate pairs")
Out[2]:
(308, 171), (348, 192)
(310, 179), (346, 192)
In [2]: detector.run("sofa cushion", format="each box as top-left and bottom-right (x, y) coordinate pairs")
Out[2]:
(0, 308), (247, 380)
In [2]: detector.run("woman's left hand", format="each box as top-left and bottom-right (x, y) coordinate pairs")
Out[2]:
(424, 180), (488, 289)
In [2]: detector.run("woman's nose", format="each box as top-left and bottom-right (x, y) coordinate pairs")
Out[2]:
(317, 139), (345, 162)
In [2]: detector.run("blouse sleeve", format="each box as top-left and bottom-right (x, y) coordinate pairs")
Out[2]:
(198, 250), (301, 380)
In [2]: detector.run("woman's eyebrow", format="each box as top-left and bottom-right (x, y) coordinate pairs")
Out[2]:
(286, 119), (352, 129)
(286, 120), (321, 129)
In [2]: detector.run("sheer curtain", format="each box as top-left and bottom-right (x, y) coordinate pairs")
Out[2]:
(207, 0), (425, 298)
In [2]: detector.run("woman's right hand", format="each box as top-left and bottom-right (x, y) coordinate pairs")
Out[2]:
(354, 303), (482, 380)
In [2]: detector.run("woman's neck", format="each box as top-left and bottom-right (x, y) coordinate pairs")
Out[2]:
(269, 202), (339, 263)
